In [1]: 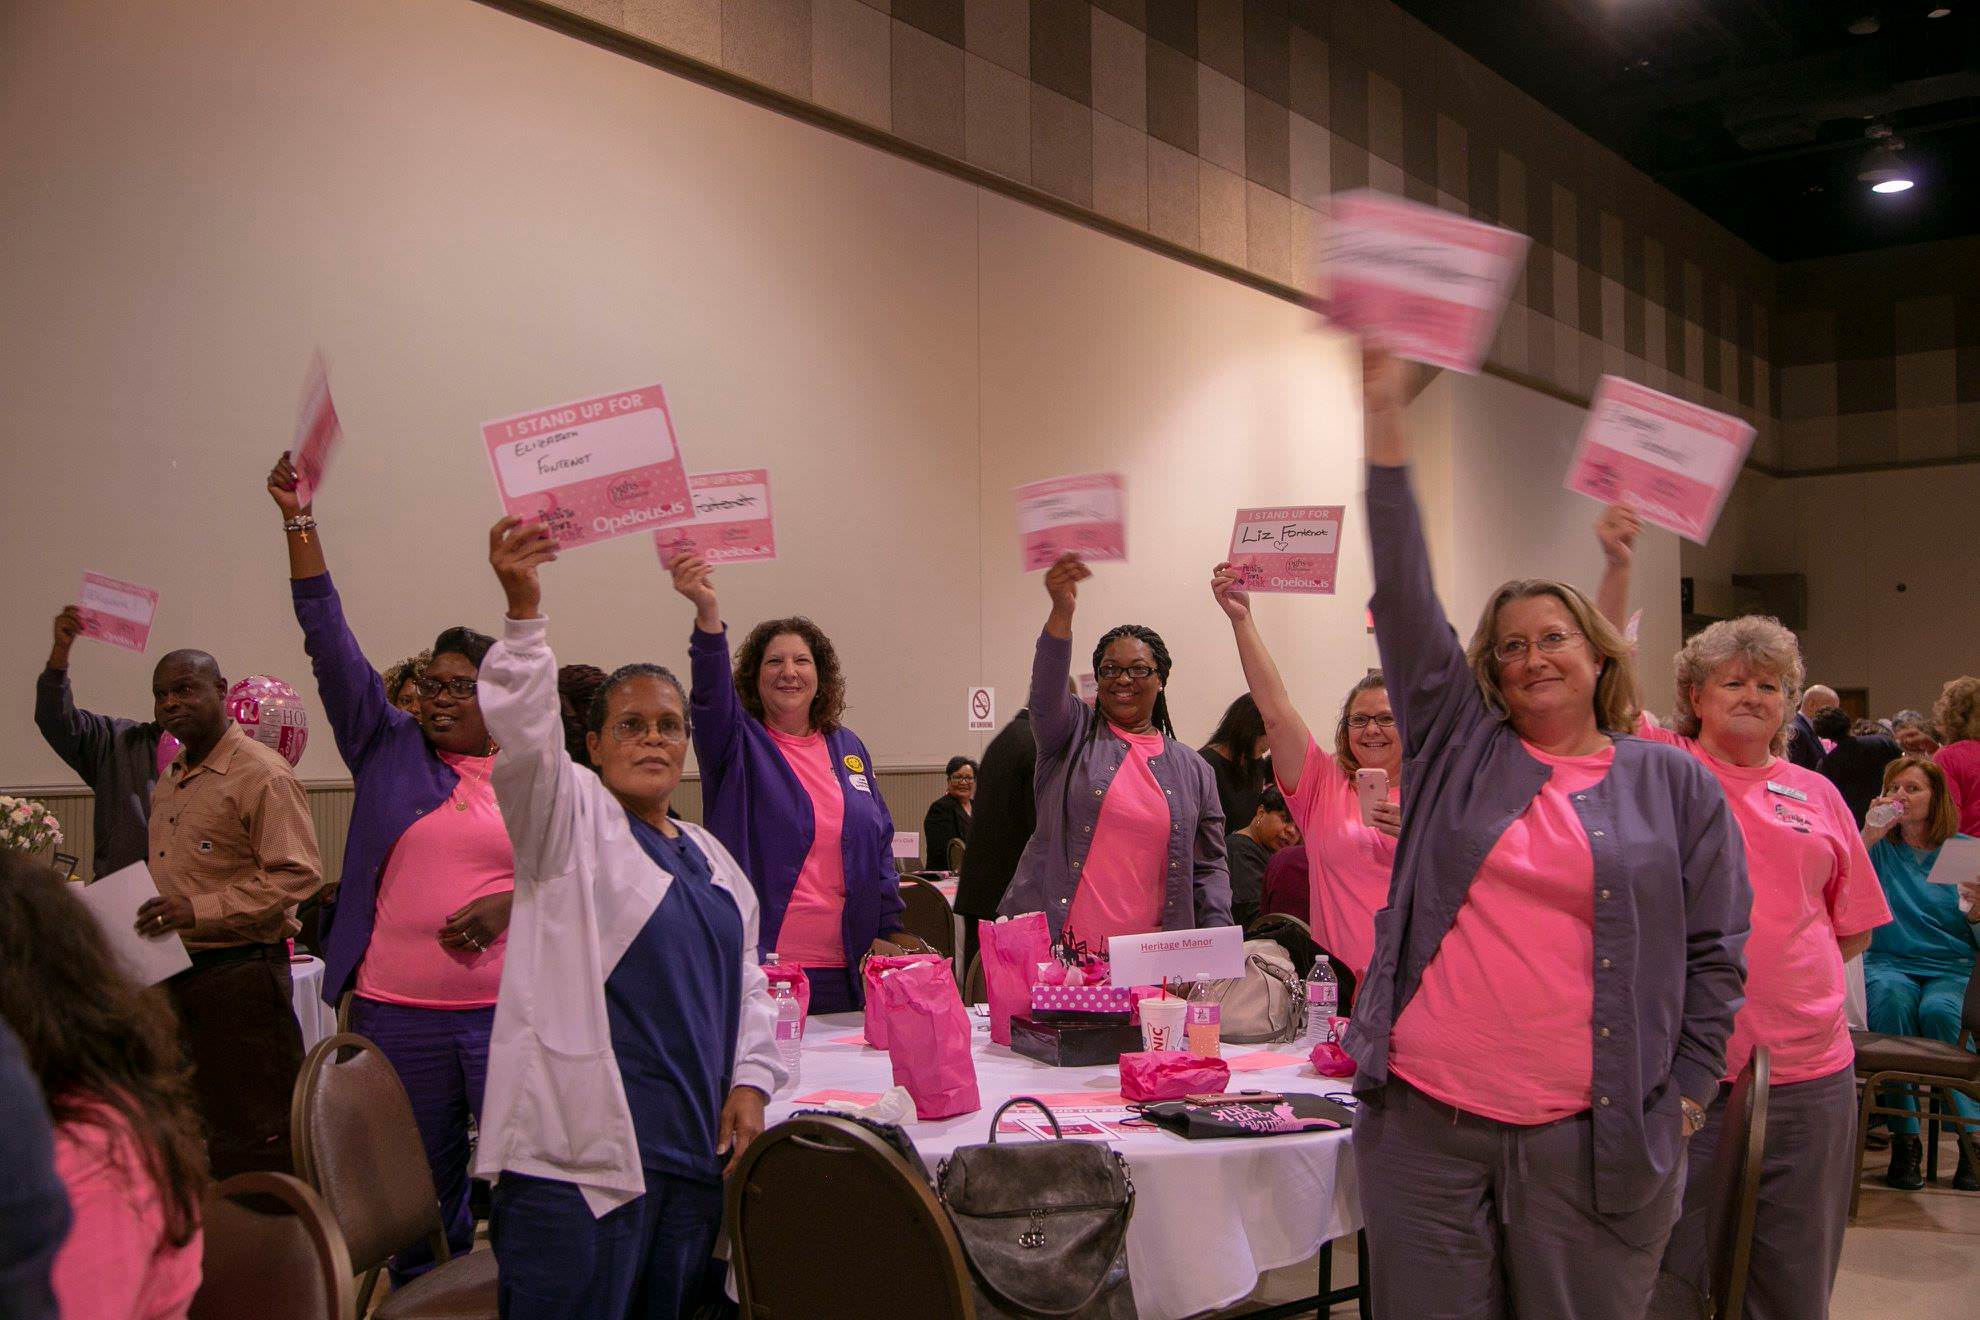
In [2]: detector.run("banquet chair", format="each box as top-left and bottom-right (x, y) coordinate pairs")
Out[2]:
(1848, 967), (1980, 1214)
(946, 836), (966, 871)
(1646, 1047), (1772, 1320)
(898, 874), (957, 960)
(190, 1172), (354, 1320)
(963, 953), (986, 1005)
(729, 1114), (974, 1319)
(290, 1032), (499, 1318)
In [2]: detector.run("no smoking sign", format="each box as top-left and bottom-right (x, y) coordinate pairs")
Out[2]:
(966, 686), (996, 732)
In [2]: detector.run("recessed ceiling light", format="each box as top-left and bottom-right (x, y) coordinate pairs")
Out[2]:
(1928, 7), (1952, 18)
(1871, 178), (1915, 193)
(1848, 15), (1881, 34)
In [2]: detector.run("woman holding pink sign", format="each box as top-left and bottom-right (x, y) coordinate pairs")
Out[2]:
(1595, 510), (1891, 1320)
(1345, 346), (1750, 1319)
(666, 552), (928, 1015)
(269, 451), (515, 1282)
(995, 553), (1231, 951)
(1209, 565), (1400, 986)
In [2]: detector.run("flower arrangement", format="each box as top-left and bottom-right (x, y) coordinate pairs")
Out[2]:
(0, 796), (63, 855)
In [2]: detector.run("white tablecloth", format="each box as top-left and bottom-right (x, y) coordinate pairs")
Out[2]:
(769, 1013), (1361, 1320)
(289, 954), (335, 1052)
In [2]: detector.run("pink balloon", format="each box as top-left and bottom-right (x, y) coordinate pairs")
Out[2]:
(226, 675), (310, 767)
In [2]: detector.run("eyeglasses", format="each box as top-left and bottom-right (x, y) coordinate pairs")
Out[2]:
(948, 773), (976, 783)
(1096, 663), (1158, 682)
(415, 677), (478, 700)
(1492, 630), (1586, 664)
(1346, 713), (1396, 730)
(606, 715), (689, 744)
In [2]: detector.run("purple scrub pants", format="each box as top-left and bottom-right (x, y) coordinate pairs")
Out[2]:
(1352, 1077), (1685, 1319)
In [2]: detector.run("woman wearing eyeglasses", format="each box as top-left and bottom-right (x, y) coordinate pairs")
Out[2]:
(268, 452), (514, 1282)
(665, 553), (926, 1015)
(1594, 509), (1890, 1320)
(996, 553), (1231, 950)
(1210, 564), (1399, 979)
(1343, 349), (1750, 1318)
(922, 757), (976, 871)
(480, 519), (783, 1319)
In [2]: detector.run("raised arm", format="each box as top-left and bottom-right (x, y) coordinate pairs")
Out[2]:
(1361, 346), (1476, 757)
(1029, 554), (1091, 757)
(1592, 503), (1640, 631)
(670, 552), (747, 782)
(270, 452), (398, 767)
(35, 607), (142, 779)
(1211, 563), (1314, 793)
(479, 518), (581, 882)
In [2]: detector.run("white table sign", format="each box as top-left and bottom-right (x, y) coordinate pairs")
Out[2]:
(1107, 925), (1247, 986)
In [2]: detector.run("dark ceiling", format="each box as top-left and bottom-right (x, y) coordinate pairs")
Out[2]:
(1387, 1), (1980, 262)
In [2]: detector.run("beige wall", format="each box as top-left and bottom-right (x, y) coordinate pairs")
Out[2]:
(0, 0), (1376, 788)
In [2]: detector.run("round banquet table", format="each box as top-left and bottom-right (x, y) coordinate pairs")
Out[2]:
(766, 1012), (1363, 1320)
(288, 954), (335, 1053)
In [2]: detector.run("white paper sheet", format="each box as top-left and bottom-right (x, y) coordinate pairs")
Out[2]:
(73, 862), (191, 985)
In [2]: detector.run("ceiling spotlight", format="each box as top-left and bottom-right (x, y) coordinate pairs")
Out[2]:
(1871, 178), (1915, 193)
(1928, 7), (1951, 18)
(1848, 14), (1881, 34)
(1858, 125), (1916, 193)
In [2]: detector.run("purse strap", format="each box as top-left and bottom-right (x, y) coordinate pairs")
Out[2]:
(988, 1095), (1062, 1141)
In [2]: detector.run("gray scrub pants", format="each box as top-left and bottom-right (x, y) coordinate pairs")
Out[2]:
(1661, 1064), (1856, 1320)
(1352, 1078), (1686, 1320)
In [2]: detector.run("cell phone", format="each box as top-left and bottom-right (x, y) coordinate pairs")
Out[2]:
(1355, 768), (1388, 826)
(1187, 1090), (1284, 1105)
(53, 852), (80, 882)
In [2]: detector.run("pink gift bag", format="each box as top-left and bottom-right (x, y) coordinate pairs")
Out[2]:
(1119, 1050), (1231, 1102)
(1308, 1039), (1356, 1078)
(980, 912), (1051, 1045)
(878, 960), (981, 1120)
(862, 953), (946, 1049)
(763, 961), (811, 1023)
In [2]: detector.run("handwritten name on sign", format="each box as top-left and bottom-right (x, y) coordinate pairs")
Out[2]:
(1320, 190), (1529, 373)
(655, 468), (778, 565)
(1227, 506), (1344, 594)
(1563, 376), (1755, 544)
(77, 572), (159, 653)
(483, 383), (694, 550)
(1014, 472), (1127, 571)
(1106, 925), (1246, 987)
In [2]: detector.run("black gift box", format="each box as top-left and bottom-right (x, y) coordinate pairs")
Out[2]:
(1008, 1014), (1144, 1068)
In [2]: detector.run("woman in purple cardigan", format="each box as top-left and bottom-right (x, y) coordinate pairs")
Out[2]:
(269, 453), (513, 1280)
(1343, 349), (1751, 1319)
(666, 552), (925, 1014)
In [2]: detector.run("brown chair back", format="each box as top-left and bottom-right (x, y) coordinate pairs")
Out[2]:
(290, 1033), (450, 1292)
(190, 1172), (355, 1320)
(946, 836), (966, 871)
(729, 1115), (973, 1319)
(897, 875), (957, 959)
(1710, 1046), (1771, 1318)
(963, 952), (986, 1005)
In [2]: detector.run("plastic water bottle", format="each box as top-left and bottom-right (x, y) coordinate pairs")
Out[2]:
(768, 972), (803, 1098)
(1185, 982), (1223, 1058)
(1304, 957), (1339, 1046)
(1867, 800), (1903, 831)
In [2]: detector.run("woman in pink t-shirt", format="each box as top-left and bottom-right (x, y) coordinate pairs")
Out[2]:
(1932, 677), (1980, 836)
(1210, 562), (1400, 989)
(1598, 509), (1890, 1320)
(0, 855), (206, 1320)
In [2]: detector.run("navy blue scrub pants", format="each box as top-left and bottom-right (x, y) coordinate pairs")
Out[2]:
(491, 1169), (723, 1320)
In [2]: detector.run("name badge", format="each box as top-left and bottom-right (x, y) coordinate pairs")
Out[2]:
(848, 773), (871, 793)
(1765, 781), (1808, 802)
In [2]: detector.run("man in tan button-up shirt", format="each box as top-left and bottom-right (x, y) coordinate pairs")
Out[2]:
(134, 648), (323, 1176)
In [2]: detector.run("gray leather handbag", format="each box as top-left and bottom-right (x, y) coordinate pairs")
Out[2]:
(934, 1097), (1137, 1319)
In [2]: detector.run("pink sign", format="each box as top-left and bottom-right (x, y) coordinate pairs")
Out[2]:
(1014, 472), (1127, 570)
(482, 383), (694, 550)
(291, 352), (343, 506)
(1227, 506), (1344, 595)
(1564, 376), (1756, 544)
(76, 572), (159, 653)
(653, 468), (776, 565)
(1321, 190), (1529, 373)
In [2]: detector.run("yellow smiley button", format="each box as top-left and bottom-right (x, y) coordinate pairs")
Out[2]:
(842, 753), (866, 774)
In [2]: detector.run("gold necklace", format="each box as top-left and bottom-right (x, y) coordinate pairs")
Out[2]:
(452, 746), (497, 810)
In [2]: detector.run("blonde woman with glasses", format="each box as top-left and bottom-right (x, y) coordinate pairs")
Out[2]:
(1345, 343), (1750, 1319)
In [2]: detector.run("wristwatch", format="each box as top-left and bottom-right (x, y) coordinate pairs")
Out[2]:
(1679, 1096), (1707, 1136)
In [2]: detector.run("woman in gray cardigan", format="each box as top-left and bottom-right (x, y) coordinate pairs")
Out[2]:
(1345, 344), (1752, 1320)
(996, 554), (1231, 952)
